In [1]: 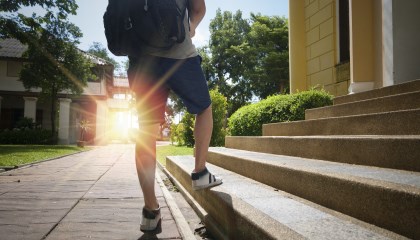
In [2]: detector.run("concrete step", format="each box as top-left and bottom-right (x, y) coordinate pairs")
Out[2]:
(334, 79), (420, 105)
(263, 109), (420, 136)
(224, 135), (420, 171)
(305, 91), (420, 120)
(206, 147), (420, 239)
(166, 156), (408, 240)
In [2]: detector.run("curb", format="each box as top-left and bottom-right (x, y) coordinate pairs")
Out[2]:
(0, 147), (94, 174)
(156, 161), (197, 240)
(158, 160), (228, 240)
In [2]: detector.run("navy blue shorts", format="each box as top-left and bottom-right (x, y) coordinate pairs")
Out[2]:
(127, 55), (211, 124)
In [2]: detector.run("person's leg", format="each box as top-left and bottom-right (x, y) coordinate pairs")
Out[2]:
(190, 104), (222, 190)
(128, 56), (168, 231)
(135, 123), (160, 211)
(166, 56), (222, 190)
(193, 105), (213, 173)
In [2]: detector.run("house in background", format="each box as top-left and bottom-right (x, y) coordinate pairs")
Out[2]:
(289, 0), (420, 96)
(0, 38), (130, 145)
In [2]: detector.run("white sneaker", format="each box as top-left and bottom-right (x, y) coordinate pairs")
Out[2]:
(191, 168), (223, 190)
(140, 206), (161, 232)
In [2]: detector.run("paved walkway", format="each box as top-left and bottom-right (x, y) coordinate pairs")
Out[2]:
(0, 144), (182, 240)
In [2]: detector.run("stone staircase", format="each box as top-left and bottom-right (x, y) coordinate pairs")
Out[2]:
(166, 79), (420, 239)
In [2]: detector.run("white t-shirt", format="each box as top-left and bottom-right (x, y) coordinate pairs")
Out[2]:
(145, 1), (198, 59)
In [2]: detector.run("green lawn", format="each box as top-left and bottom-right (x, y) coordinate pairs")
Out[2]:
(156, 145), (193, 166)
(0, 144), (192, 168)
(0, 145), (90, 167)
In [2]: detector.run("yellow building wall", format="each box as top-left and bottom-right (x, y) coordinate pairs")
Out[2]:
(289, 0), (308, 92)
(304, 0), (348, 96)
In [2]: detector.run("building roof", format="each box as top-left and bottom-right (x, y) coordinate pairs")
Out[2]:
(0, 38), (28, 59)
(0, 38), (112, 66)
(81, 50), (113, 66)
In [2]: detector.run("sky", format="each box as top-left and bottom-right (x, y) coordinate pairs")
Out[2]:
(70, 0), (288, 63)
(21, 0), (289, 65)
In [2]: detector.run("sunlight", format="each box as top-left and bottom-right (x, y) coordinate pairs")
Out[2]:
(111, 111), (134, 140)
(116, 111), (130, 132)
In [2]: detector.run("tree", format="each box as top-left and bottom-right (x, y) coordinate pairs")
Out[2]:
(197, 46), (216, 85)
(1, 0), (78, 41)
(209, 9), (252, 116)
(87, 42), (122, 75)
(207, 10), (289, 116)
(19, 18), (94, 140)
(245, 14), (289, 98)
(1, 1), (95, 142)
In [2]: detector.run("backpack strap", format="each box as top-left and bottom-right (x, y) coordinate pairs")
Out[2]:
(177, 0), (188, 43)
(124, 0), (132, 30)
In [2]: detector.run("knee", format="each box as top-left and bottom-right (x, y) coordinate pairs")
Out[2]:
(198, 104), (212, 116)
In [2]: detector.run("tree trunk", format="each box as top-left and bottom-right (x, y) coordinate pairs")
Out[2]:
(279, 82), (285, 94)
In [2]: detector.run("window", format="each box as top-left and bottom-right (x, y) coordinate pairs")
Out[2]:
(88, 67), (102, 82)
(113, 94), (126, 99)
(339, 0), (350, 63)
(7, 61), (23, 77)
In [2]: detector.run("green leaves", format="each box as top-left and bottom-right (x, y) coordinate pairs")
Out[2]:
(17, 16), (94, 135)
(87, 42), (120, 73)
(209, 89), (227, 146)
(0, 0), (77, 15)
(228, 90), (333, 136)
(1, 0), (78, 39)
(207, 9), (289, 116)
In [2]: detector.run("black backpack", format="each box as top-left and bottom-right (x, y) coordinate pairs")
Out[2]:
(103, 0), (189, 57)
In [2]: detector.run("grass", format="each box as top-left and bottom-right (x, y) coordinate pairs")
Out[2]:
(0, 145), (91, 167)
(156, 145), (193, 166)
(0, 144), (192, 168)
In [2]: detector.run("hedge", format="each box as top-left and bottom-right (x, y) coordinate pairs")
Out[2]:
(171, 88), (228, 147)
(209, 89), (227, 147)
(180, 112), (195, 147)
(228, 89), (333, 136)
(0, 128), (55, 144)
(170, 123), (185, 146)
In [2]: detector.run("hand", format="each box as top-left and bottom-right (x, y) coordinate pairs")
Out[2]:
(190, 27), (196, 38)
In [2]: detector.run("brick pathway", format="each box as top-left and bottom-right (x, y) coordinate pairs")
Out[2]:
(0, 144), (182, 240)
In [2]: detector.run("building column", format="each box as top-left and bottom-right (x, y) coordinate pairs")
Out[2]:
(58, 98), (72, 145)
(23, 97), (38, 121)
(349, 0), (375, 93)
(0, 96), (3, 120)
(95, 100), (108, 145)
(289, 0), (307, 93)
(382, 0), (393, 87)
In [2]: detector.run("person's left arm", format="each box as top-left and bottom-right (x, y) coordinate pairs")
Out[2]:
(189, 0), (206, 38)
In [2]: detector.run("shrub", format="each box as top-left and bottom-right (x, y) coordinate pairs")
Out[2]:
(180, 112), (195, 147)
(173, 88), (228, 147)
(209, 89), (227, 146)
(170, 123), (178, 145)
(228, 89), (333, 136)
(170, 123), (185, 146)
(15, 117), (37, 129)
(0, 128), (55, 144)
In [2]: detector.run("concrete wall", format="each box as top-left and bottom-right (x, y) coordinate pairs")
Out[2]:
(392, 0), (420, 84)
(0, 60), (41, 92)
